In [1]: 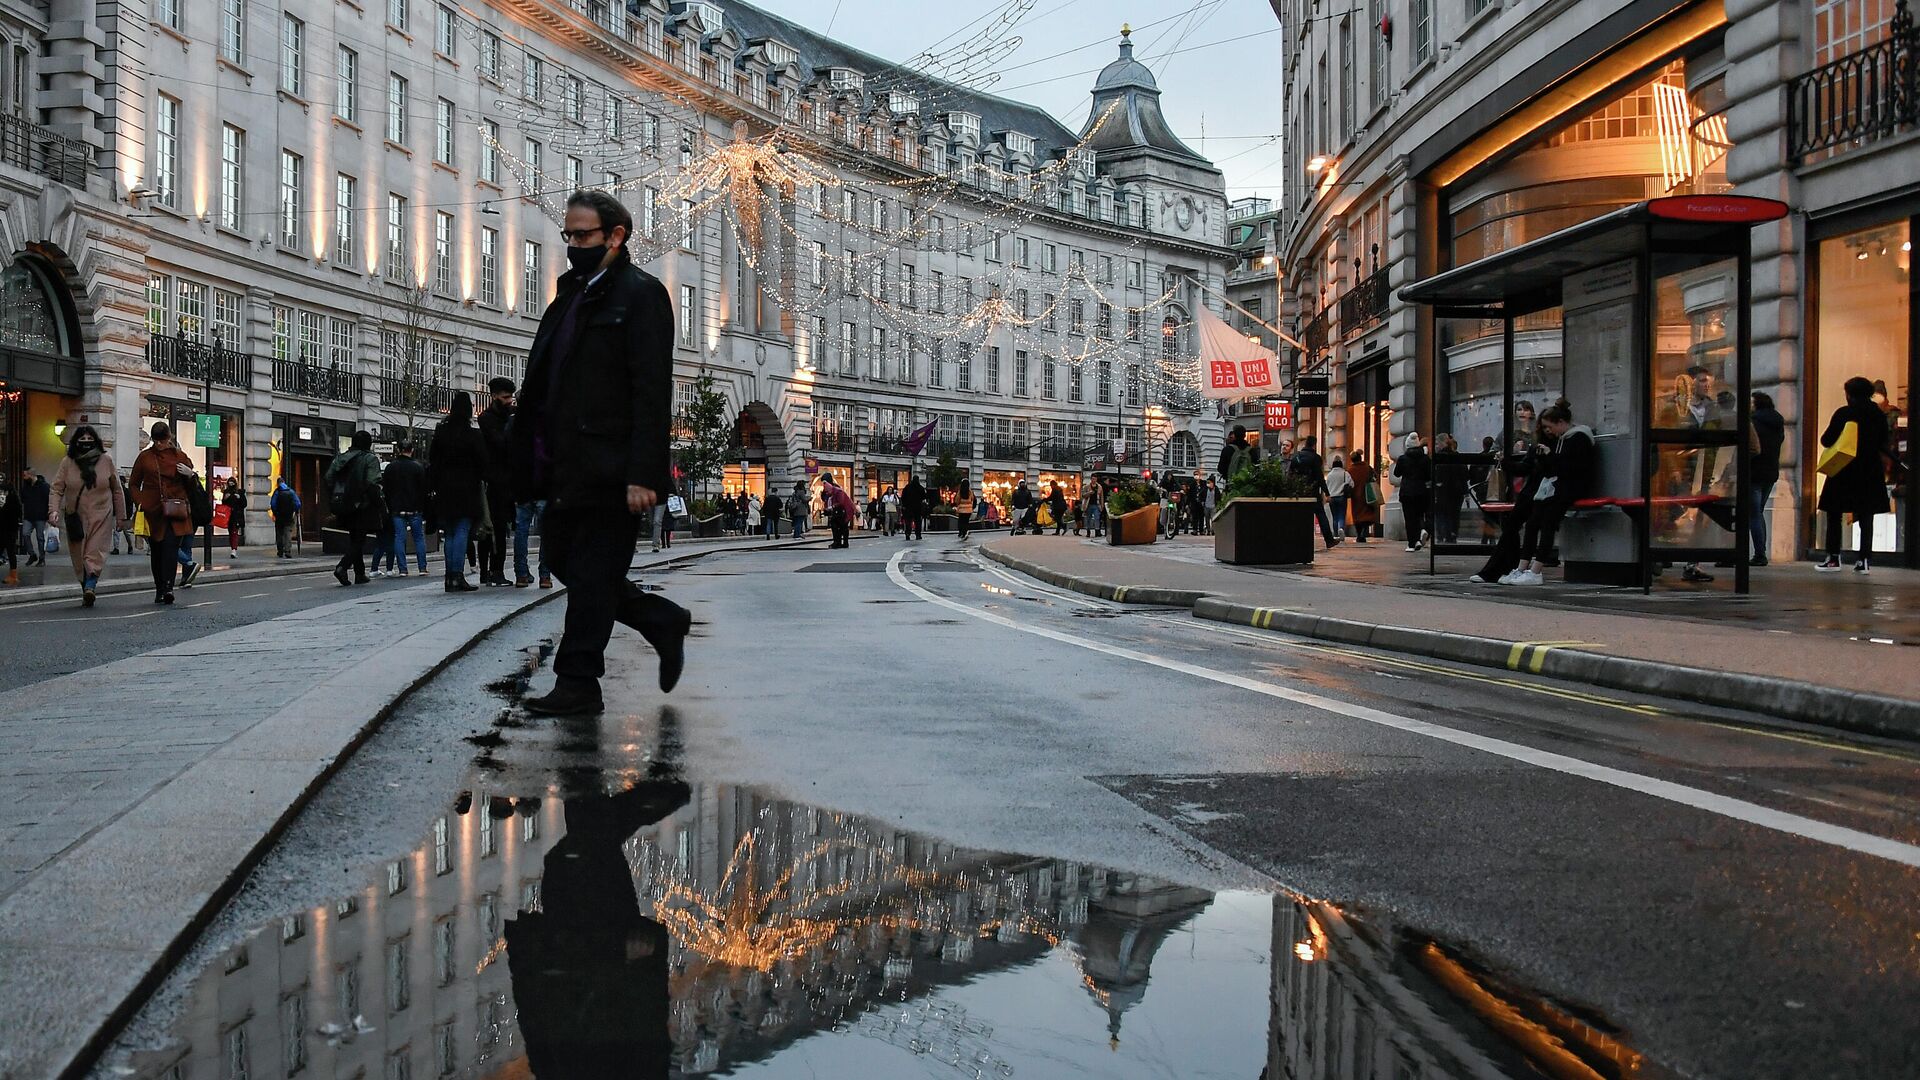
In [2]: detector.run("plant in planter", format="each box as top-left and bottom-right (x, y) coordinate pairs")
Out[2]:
(1105, 479), (1162, 546)
(1215, 460), (1322, 565)
(689, 497), (724, 538)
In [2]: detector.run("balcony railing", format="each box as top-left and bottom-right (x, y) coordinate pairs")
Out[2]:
(869, 434), (910, 456)
(1788, 0), (1919, 159)
(0, 115), (93, 187)
(370, 375), (451, 413)
(927, 437), (971, 460)
(146, 336), (251, 389)
(1038, 440), (1087, 467)
(813, 428), (853, 453)
(272, 359), (357, 404)
(1340, 267), (1391, 333)
(983, 439), (1029, 461)
(1301, 306), (1330, 358)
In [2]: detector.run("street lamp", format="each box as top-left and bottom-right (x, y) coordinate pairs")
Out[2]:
(1305, 155), (1331, 174)
(53, 419), (67, 439)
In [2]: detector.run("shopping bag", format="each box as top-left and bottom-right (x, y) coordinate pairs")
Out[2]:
(1816, 421), (1858, 477)
(1364, 482), (1382, 506)
(213, 504), (232, 529)
(666, 495), (687, 516)
(133, 511), (152, 539)
(45, 530), (59, 553)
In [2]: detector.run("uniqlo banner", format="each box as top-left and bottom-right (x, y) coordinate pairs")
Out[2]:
(1195, 304), (1281, 401)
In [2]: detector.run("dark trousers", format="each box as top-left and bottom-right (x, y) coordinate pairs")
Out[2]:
(1825, 510), (1876, 563)
(828, 508), (850, 547)
(1519, 499), (1568, 563)
(275, 521), (294, 556)
(149, 527), (181, 595)
(545, 506), (689, 682)
(902, 513), (922, 540)
(1399, 496), (1430, 543)
(956, 509), (971, 539)
(335, 530), (367, 579)
(1476, 502), (1531, 581)
(477, 488), (515, 581)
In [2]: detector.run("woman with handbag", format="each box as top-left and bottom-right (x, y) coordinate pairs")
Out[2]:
(1347, 450), (1379, 543)
(128, 421), (199, 604)
(1815, 376), (1892, 573)
(50, 425), (126, 607)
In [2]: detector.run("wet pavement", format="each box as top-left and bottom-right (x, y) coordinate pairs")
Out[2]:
(89, 539), (1920, 1080)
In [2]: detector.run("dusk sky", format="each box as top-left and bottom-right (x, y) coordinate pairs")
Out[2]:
(758, 0), (1285, 204)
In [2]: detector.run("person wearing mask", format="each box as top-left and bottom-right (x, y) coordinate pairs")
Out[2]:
(821, 475), (856, 547)
(1290, 436), (1339, 548)
(18, 468), (50, 566)
(956, 482), (976, 540)
(382, 441), (430, 576)
(0, 472), (19, 585)
(220, 478), (248, 558)
(901, 475), (928, 541)
(269, 475), (301, 558)
(1324, 457), (1354, 540)
(1815, 376), (1892, 573)
(1347, 450), (1378, 543)
(1392, 434), (1432, 552)
(506, 190), (691, 715)
(475, 378), (518, 586)
(1503, 403), (1596, 585)
(762, 488), (783, 539)
(128, 422), (198, 604)
(1749, 392), (1786, 566)
(1010, 481), (1034, 535)
(324, 430), (385, 587)
(429, 390), (488, 592)
(50, 425), (126, 606)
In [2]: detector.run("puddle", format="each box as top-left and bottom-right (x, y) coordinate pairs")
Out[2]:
(104, 781), (1671, 1080)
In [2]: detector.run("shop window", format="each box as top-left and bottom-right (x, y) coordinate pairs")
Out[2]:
(0, 259), (71, 355)
(1814, 222), (1910, 557)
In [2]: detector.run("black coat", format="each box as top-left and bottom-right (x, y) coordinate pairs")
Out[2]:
(901, 480), (928, 516)
(1393, 447), (1431, 500)
(1751, 405), (1786, 488)
(0, 482), (19, 535)
(1817, 402), (1891, 516)
(429, 421), (489, 523)
(508, 251), (673, 510)
(21, 476), (49, 522)
(382, 456), (429, 514)
(478, 402), (514, 487)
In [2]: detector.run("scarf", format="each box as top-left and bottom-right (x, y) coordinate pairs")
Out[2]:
(71, 445), (103, 488)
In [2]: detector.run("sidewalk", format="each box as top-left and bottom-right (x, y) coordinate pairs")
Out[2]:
(0, 536), (806, 1080)
(981, 534), (1920, 737)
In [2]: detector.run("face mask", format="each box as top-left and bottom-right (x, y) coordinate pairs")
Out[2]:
(567, 244), (607, 275)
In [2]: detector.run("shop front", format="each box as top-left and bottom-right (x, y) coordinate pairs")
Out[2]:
(1808, 211), (1913, 565)
(278, 415), (343, 542)
(1344, 351), (1396, 505)
(143, 398), (244, 488)
(1, 253), (86, 481)
(1035, 471), (1082, 504)
(981, 469), (1027, 523)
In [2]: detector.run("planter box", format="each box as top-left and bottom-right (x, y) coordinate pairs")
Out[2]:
(692, 515), (723, 538)
(1213, 498), (1319, 565)
(1108, 504), (1161, 546)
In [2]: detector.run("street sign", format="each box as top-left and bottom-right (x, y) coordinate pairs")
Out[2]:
(193, 413), (222, 448)
(1297, 376), (1330, 408)
(1264, 399), (1293, 431)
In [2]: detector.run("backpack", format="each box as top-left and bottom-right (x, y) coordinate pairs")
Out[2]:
(272, 487), (297, 520)
(330, 452), (369, 517)
(186, 474), (215, 528)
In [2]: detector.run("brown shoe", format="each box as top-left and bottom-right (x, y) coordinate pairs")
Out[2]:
(3, 570), (16, 586)
(539, 574), (552, 589)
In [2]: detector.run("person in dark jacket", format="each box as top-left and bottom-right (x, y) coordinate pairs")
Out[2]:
(506, 191), (691, 715)
(762, 488), (782, 539)
(430, 391), (489, 592)
(1431, 434), (1470, 544)
(1470, 431), (1543, 584)
(18, 469), (50, 566)
(382, 441), (430, 574)
(476, 377), (518, 586)
(1010, 481), (1034, 535)
(1391, 434), (1432, 551)
(324, 430), (386, 586)
(220, 479), (248, 557)
(1505, 403), (1597, 585)
(0, 472), (20, 584)
(900, 476), (928, 540)
(1815, 376), (1892, 573)
(1749, 392), (1786, 566)
(269, 476), (301, 558)
(1218, 425), (1249, 479)
(1290, 436), (1339, 547)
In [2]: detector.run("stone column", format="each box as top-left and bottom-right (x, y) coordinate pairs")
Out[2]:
(243, 287), (277, 539)
(1383, 162), (1425, 540)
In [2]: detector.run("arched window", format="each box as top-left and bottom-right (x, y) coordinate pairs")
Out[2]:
(1161, 313), (1181, 362)
(1169, 431), (1201, 470)
(0, 258), (72, 356)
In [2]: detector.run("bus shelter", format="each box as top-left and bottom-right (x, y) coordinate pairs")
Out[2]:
(1398, 195), (1790, 594)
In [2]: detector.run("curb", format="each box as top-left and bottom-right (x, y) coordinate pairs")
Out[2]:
(0, 558), (337, 607)
(979, 544), (1920, 741)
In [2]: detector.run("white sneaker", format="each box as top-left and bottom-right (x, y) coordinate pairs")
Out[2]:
(1497, 569), (1524, 585)
(1469, 574), (1487, 583)
(1854, 560), (1870, 574)
(1405, 544), (1420, 552)
(1514, 570), (1544, 585)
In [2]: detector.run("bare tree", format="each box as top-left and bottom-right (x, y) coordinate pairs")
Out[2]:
(378, 264), (456, 442)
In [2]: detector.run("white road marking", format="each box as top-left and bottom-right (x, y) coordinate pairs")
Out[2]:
(887, 551), (1920, 871)
(239, 592), (270, 599)
(21, 608), (162, 624)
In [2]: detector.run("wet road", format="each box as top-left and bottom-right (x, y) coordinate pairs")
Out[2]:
(94, 537), (1920, 1079)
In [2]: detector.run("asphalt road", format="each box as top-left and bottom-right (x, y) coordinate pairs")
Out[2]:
(94, 536), (1920, 1080)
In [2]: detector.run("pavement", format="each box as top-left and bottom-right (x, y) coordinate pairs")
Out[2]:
(980, 532), (1920, 736)
(0, 530), (824, 1080)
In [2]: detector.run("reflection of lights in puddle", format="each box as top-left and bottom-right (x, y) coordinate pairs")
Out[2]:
(1293, 912), (1329, 962)
(1848, 637), (1899, 645)
(980, 583), (1013, 596)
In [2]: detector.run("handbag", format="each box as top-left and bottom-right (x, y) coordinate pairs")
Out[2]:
(133, 511), (152, 539)
(1363, 481), (1382, 506)
(65, 512), (84, 543)
(666, 494), (687, 516)
(162, 497), (191, 523)
(1816, 421), (1858, 477)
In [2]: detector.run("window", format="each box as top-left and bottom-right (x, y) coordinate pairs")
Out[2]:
(298, 309), (323, 363)
(603, 93), (623, 141)
(1097, 360), (1112, 404)
(336, 46), (358, 123)
(329, 316), (352, 368)
(680, 284), (696, 345)
(1043, 243), (1057, 273)
(278, 150), (301, 248)
(1340, 19), (1356, 136)
(1042, 356), (1056, 399)
(479, 30), (500, 79)
(522, 241), (542, 315)
(986, 347), (1001, 393)
(1128, 260), (1143, 289)
(930, 341), (945, 387)
(269, 304), (288, 360)
(645, 187), (662, 236)
(1127, 310), (1143, 341)
(1014, 236), (1030, 267)
(1069, 362), (1084, 402)
(522, 51), (544, 101)
(386, 934), (410, 1013)
(217, 126), (252, 238)
(481, 121), (499, 183)
(986, 234), (1003, 263)
(153, 95), (179, 209)
(387, 74), (407, 144)
(522, 138), (541, 191)
(1412, 0), (1434, 66)
(215, 290), (243, 347)
(388, 0), (408, 31)
(220, 0), (246, 63)
(1014, 350), (1029, 396)
(901, 264), (917, 308)
(869, 326), (886, 379)
(1099, 255), (1114, 284)
(680, 201), (695, 249)
(335, 173), (356, 263)
(435, 98), (454, 163)
(931, 270), (945, 313)
(433, 211), (452, 292)
(641, 112), (661, 149)
(563, 74), (583, 122)
(280, 14), (303, 95)
(1369, 0), (1389, 108)
(436, 4), (456, 56)
(1069, 299), (1085, 336)
(1097, 303), (1113, 340)
(838, 321), (856, 374)
(177, 282), (206, 340)
(386, 193), (408, 275)
(957, 342), (973, 390)
(479, 226), (498, 304)
(1043, 294), (1057, 332)
(565, 155), (582, 191)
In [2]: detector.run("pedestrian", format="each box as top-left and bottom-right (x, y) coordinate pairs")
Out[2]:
(746, 492), (762, 536)
(1814, 376), (1892, 573)
(1325, 457), (1353, 540)
(821, 475), (856, 547)
(1082, 483), (1103, 537)
(505, 189), (692, 714)
(18, 468), (49, 566)
(0, 471), (19, 585)
(383, 441), (429, 576)
(270, 474), (301, 558)
(1749, 391), (1785, 566)
(367, 483), (398, 578)
(656, 501), (675, 549)
(762, 488), (782, 539)
(1348, 450), (1379, 543)
(1202, 478), (1219, 532)
(956, 482), (975, 540)
(789, 480), (810, 538)
(1503, 402), (1596, 585)
(1290, 436), (1339, 548)
(865, 491), (883, 533)
(515, 496), (550, 587)
(1010, 481), (1033, 534)
(114, 473), (137, 555)
(324, 429), (385, 587)
(220, 478), (248, 558)
(1433, 433), (1468, 544)
(50, 425), (126, 607)
(473, 378), (518, 586)
(901, 475), (928, 540)
(128, 421), (198, 604)
(1392, 434), (1431, 552)
(429, 390), (488, 592)
(1048, 483), (1068, 536)
(1217, 426), (1248, 478)
(1470, 433), (1541, 585)
(882, 486), (900, 535)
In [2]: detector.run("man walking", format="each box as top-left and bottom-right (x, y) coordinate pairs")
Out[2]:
(476, 377), (517, 586)
(324, 430), (384, 586)
(269, 475), (301, 558)
(0, 471), (20, 584)
(1290, 436), (1339, 548)
(19, 469), (49, 566)
(508, 190), (690, 716)
(790, 480), (810, 538)
(383, 441), (430, 575)
(900, 475), (927, 541)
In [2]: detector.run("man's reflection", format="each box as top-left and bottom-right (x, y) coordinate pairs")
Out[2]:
(506, 764), (689, 1077)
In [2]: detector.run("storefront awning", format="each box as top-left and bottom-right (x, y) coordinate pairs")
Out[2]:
(1398, 195), (1789, 313)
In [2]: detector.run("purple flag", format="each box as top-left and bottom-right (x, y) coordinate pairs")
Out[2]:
(903, 417), (940, 456)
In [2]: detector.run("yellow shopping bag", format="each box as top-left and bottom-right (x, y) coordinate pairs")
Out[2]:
(132, 511), (152, 538)
(1816, 421), (1858, 477)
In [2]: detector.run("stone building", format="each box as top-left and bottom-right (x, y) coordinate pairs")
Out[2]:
(1271, 0), (1917, 561)
(0, 0), (1231, 539)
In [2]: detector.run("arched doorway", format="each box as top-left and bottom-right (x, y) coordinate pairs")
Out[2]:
(0, 251), (85, 484)
(723, 401), (791, 497)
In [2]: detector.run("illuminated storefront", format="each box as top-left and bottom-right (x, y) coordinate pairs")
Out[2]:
(0, 255), (85, 482)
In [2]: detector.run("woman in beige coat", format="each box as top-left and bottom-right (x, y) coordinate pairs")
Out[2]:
(51, 424), (127, 607)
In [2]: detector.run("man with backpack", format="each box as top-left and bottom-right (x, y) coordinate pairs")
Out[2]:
(269, 476), (301, 558)
(324, 430), (385, 586)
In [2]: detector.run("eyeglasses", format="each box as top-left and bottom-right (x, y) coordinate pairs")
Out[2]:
(558, 226), (605, 243)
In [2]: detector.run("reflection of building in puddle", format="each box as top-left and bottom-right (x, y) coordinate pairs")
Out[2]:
(119, 786), (1221, 1080)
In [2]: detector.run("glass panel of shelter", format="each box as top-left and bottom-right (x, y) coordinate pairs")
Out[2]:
(1432, 310), (1564, 552)
(1647, 253), (1744, 562)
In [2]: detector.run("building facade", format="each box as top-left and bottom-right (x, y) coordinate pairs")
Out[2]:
(0, 0), (1230, 539)
(1272, 0), (1916, 561)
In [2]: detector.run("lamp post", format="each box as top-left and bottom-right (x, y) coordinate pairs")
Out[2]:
(202, 344), (215, 567)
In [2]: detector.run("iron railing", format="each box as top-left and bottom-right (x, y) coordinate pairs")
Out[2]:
(369, 374), (451, 413)
(272, 359), (357, 404)
(927, 437), (971, 459)
(813, 428), (853, 453)
(1301, 306), (1330, 358)
(1788, 0), (1919, 159)
(983, 439), (1029, 461)
(0, 115), (93, 187)
(146, 336), (251, 389)
(1340, 267), (1391, 332)
(1038, 440), (1088, 467)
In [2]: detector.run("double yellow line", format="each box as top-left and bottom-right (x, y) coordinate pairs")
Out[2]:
(1506, 640), (1595, 674)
